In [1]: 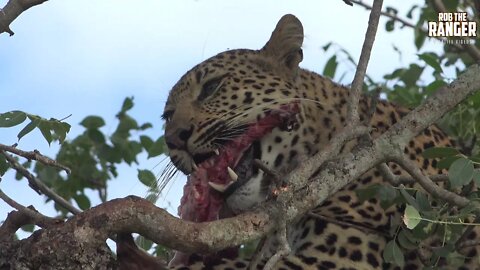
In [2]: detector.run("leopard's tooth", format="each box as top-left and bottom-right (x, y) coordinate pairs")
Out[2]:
(214, 149), (220, 155)
(208, 181), (228, 192)
(192, 163), (199, 172)
(227, 166), (238, 181)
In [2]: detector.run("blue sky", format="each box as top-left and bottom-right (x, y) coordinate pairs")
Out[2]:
(0, 0), (444, 235)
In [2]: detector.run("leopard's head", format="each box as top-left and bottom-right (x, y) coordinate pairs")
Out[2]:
(163, 14), (306, 212)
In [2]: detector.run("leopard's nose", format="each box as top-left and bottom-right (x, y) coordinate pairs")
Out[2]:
(165, 125), (193, 150)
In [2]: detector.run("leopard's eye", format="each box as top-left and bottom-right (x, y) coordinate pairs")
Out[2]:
(197, 75), (228, 101)
(162, 110), (174, 122)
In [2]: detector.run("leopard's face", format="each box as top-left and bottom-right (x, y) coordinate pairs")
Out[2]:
(163, 15), (306, 211)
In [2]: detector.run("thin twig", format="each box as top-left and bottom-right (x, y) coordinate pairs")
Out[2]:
(391, 155), (472, 208)
(0, 143), (71, 174)
(350, 0), (417, 28)
(1, 150), (81, 215)
(378, 163), (448, 185)
(253, 159), (281, 180)
(0, 188), (60, 228)
(0, 209), (33, 238)
(347, 0), (384, 124)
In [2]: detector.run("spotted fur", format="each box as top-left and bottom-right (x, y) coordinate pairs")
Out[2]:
(162, 14), (480, 269)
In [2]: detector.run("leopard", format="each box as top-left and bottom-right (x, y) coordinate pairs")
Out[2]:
(119, 14), (480, 270)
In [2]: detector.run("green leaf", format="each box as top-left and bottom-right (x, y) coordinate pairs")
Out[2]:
(425, 80), (447, 95)
(0, 155), (9, 176)
(136, 235), (153, 251)
(87, 129), (106, 144)
(397, 230), (418, 250)
(0, 111), (26, 127)
(403, 205), (421, 230)
(38, 121), (53, 145)
(437, 156), (461, 169)
(148, 137), (165, 158)
(422, 147), (459, 159)
(21, 224), (35, 233)
(80, 116), (105, 129)
(418, 53), (443, 73)
(383, 240), (405, 267)
(139, 122), (153, 130)
(448, 158), (474, 188)
(415, 192), (431, 212)
(472, 169), (480, 186)
(322, 42), (332, 52)
(400, 64), (423, 86)
(384, 68), (404, 80)
(323, 55), (337, 79)
(17, 118), (40, 141)
(140, 135), (154, 150)
(73, 194), (91, 210)
(385, 7), (398, 15)
(399, 189), (419, 210)
(443, 0), (459, 11)
(385, 20), (395, 32)
(120, 97), (134, 113)
(377, 185), (398, 201)
(356, 183), (381, 201)
(406, 5), (418, 19)
(51, 121), (71, 144)
(138, 169), (157, 188)
(446, 251), (465, 267)
(414, 27), (426, 50)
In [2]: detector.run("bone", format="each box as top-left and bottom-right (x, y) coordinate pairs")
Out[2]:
(214, 149), (220, 155)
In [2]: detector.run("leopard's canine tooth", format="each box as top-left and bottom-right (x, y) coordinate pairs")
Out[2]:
(227, 166), (238, 181)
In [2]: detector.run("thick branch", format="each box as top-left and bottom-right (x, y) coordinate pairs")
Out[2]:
(0, 0), (48, 36)
(47, 196), (273, 254)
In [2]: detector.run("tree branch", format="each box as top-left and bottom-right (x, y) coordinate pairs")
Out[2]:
(0, 150), (81, 215)
(348, 0), (383, 124)
(0, 0), (48, 36)
(0, 188), (59, 228)
(0, 143), (71, 174)
(391, 155), (471, 208)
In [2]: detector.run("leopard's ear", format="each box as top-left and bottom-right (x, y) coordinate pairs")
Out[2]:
(261, 14), (304, 76)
